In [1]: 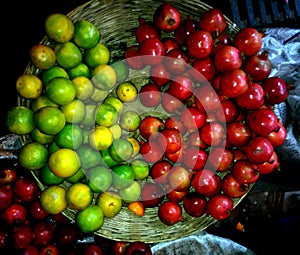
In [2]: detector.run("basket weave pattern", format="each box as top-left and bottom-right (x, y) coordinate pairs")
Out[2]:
(19, 0), (249, 243)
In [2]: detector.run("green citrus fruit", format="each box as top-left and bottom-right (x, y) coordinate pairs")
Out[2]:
(72, 76), (94, 101)
(40, 185), (67, 214)
(95, 103), (118, 127)
(110, 60), (129, 84)
(6, 106), (35, 135)
(88, 125), (113, 151)
(31, 95), (58, 112)
(80, 104), (97, 127)
(119, 110), (141, 132)
(73, 19), (100, 49)
(45, 77), (77, 106)
(55, 41), (82, 69)
(112, 164), (135, 189)
(76, 144), (102, 170)
(86, 165), (113, 193)
(131, 158), (150, 180)
(91, 64), (116, 91)
(33, 106), (66, 135)
(60, 99), (86, 124)
(66, 168), (86, 183)
(85, 43), (110, 68)
(100, 148), (119, 168)
(103, 96), (124, 116)
(109, 138), (133, 162)
(90, 87), (109, 102)
(55, 123), (84, 149)
(40, 164), (65, 185)
(29, 44), (56, 70)
(18, 142), (49, 171)
(119, 181), (141, 203)
(76, 205), (104, 233)
(67, 62), (91, 79)
(41, 65), (69, 85)
(31, 128), (55, 145)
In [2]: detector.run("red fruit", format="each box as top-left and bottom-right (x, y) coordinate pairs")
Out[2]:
(183, 191), (207, 217)
(139, 115), (164, 140)
(219, 69), (249, 98)
(174, 16), (198, 45)
(200, 122), (226, 146)
(214, 45), (242, 72)
(124, 45), (145, 70)
(138, 37), (165, 66)
(193, 84), (221, 113)
(161, 36), (179, 53)
(29, 200), (49, 220)
(222, 173), (249, 198)
(141, 182), (165, 208)
(13, 176), (40, 202)
(257, 151), (279, 175)
(23, 245), (39, 255)
(33, 221), (55, 247)
(153, 3), (181, 32)
(244, 51), (272, 81)
(150, 160), (172, 185)
(265, 120), (287, 147)
(139, 82), (161, 108)
(207, 147), (234, 172)
(12, 225), (34, 250)
(247, 108), (280, 137)
(216, 98), (239, 123)
(84, 244), (104, 255)
(190, 57), (216, 82)
(149, 62), (171, 87)
(211, 33), (231, 55)
(186, 29), (213, 59)
(231, 159), (260, 184)
(140, 140), (164, 164)
(166, 188), (188, 203)
(181, 146), (207, 171)
(165, 114), (187, 135)
(167, 75), (193, 102)
(164, 48), (189, 75)
(113, 241), (127, 255)
(233, 27), (263, 56)
(0, 168), (17, 184)
(167, 165), (191, 192)
(161, 92), (184, 113)
(165, 145), (184, 164)
(206, 194), (234, 220)
(262, 76), (288, 104)
(0, 230), (8, 251)
(191, 169), (221, 197)
(55, 224), (78, 247)
(135, 18), (161, 43)
(39, 244), (59, 255)
(124, 241), (152, 255)
(199, 8), (227, 35)
(244, 136), (274, 164)
(226, 121), (252, 148)
(179, 107), (206, 133)
(158, 201), (183, 226)
(157, 128), (182, 154)
(1, 203), (28, 225)
(188, 130), (207, 149)
(0, 184), (13, 210)
(235, 82), (265, 110)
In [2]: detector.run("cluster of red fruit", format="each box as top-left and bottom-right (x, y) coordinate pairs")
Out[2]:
(122, 3), (288, 225)
(0, 163), (152, 255)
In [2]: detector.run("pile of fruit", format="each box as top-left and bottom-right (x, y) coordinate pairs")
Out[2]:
(5, 0), (288, 240)
(0, 163), (152, 254)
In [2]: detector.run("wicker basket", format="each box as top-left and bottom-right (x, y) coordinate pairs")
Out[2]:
(19, 0), (251, 243)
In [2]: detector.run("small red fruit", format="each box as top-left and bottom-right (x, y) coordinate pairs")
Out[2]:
(153, 3), (181, 32)
(183, 191), (207, 217)
(158, 201), (183, 226)
(206, 194), (234, 220)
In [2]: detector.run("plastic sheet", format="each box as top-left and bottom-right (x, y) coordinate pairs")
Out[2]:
(262, 28), (300, 163)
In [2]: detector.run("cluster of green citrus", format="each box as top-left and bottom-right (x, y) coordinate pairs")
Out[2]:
(5, 13), (150, 233)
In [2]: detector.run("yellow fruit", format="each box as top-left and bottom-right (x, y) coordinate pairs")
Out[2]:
(88, 125), (113, 151)
(116, 81), (137, 102)
(127, 137), (140, 158)
(73, 20), (100, 49)
(103, 96), (124, 116)
(45, 77), (77, 106)
(6, 106), (35, 135)
(40, 185), (67, 214)
(45, 13), (74, 43)
(66, 183), (93, 211)
(55, 41), (82, 69)
(16, 74), (43, 99)
(85, 43), (110, 68)
(18, 142), (49, 171)
(29, 44), (56, 70)
(97, 191), (122, 218)
(48, 148), (81, 178)
(72, 76), (94, 101)
(91, 64), (116, 91)
(60, 99), (86, 124)
(33, 106), (66, 135)
(109, 124), (122, 139)
(94, 103), (118, 127)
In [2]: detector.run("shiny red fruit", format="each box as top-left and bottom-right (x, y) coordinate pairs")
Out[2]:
(179, 107), (206, 133)
(39, 244), (59, 255)
(222, 173), (249, 198)
(262, 76), (288, 104)
(157, 128), (181, 154)
(139, 82), (161, 108)
(167, 75), (193, 102)
(141, 182), (165, 208)
(187, 29), (213, 59)
(153, 3), (181, 32)
(13, 176), (40, 202)
(231, 159), (260, 184)
(207, 147), (234, 172)
(199, 8), (227, 35)
(167, 165), (191, 192)
(183, 191), (207, 217)
(84, 244), (104, 255)
(33, 221), (55, 247)
(150, 160), (172, 185)
(135, 18), (161, 43)
(12, 225), (34, 250)
(226, 121), (252, 148)
(139, 116), (164, 140)
(174, 16), (198, 45)
(138, 37), (165, 66)
(0, 184), (13, 210)
(29, 200), (49, 220)
(164, 48), (189, 75)
(124, 241), (152, 255)
(0, 168), (17, 184)
(158, 201), (183, 226)
(149, 62), (171, 87)
(181, 146), (207, 171)
(206, 194), (234, 220)
(214, 45), (242, 72)
(1, 203), (28, 225)
(200, 122), (226, 147)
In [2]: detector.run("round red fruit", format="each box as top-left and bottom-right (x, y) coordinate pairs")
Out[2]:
(167, 165), (191, 192)
(262, 76), (288, 104)
(167, 75), (193, 102)
(181, 146), (207, 171)
(138, 37), (165, 66)
(158, 201), (183, 226)
(135, 18), (161, 43)
(153, 3), (181, 32)
(187, 29), (213, 59)
(231, 159), (260, 184)
(199, 8), (227, 35)
(222, 173), (249, 198)
(214, 45), (242, 72)
(206, 194), (233, 220)
(139, 82), (161, 108)
(183, 191), (207, 217)
(150, 160), (172, 185)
